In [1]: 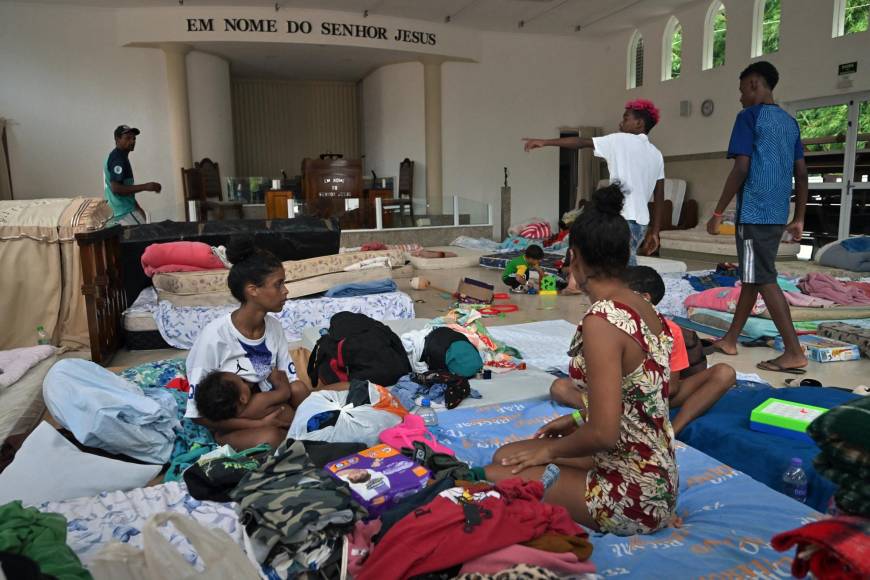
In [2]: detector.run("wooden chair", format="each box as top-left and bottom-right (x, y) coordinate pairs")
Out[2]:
(194, 158), (244, 221)
(381, 158), (415, 226)
(181, 166), (204, 222)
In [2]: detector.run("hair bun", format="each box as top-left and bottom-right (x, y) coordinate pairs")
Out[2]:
(226, 236), (257, 265)
(591, 183), (626, 217)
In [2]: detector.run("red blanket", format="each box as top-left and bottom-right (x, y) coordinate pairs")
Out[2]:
(771, 516), (870, 580)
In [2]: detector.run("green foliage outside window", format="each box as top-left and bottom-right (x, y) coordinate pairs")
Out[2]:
(845, 0), (869, 34)
(670, 25), (682, 79)
(712, 5), (726, 68)
(761, 0), (780, 54)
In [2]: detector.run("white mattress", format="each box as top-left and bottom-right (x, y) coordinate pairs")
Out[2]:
(123, 287), (159, 332)
(408, 246), (488, 270)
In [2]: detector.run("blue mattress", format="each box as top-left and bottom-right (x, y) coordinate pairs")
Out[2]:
(675, 383), (858, 512)
(435, 398), (819, 579)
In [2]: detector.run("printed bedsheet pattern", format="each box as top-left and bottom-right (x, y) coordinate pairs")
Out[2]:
(153, 291), (415, 349)
(37, 482), (245, 569)
(434, 398), (819, 579)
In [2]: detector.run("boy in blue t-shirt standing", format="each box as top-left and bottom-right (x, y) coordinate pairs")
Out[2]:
(706, 61), (809, 374)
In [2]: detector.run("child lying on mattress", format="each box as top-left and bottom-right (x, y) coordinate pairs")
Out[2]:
(550, 266), (736, 436)
(185, 237), (310, 450)
(485, 185), (678, 537)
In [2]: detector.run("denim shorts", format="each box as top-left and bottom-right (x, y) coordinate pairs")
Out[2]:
(627, 220), (647, 267)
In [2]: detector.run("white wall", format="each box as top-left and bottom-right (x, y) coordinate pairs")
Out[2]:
(0, 2), (176, 221)
(442, 32), (594, 234)
(584, 0), (870, 157)
(361, 62), (426, 205)
(187, 51), (235, 177)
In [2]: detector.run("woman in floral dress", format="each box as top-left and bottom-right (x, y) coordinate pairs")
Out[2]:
(485, 184), (678, 536)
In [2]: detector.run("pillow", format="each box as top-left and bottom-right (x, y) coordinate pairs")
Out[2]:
(141, 242), (225, 277)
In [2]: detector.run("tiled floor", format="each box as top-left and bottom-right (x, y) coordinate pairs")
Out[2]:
(109, 263), (870, 391)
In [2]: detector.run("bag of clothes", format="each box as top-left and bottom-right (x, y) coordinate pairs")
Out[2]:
(308, 312), (410, 388)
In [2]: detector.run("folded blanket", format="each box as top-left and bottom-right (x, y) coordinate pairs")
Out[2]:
(325, 278), (397, 298)
(799, 273), (870, 306)
(141, 241), (226, 277)
(0, 345), (56, 389)
(807, 396), (870, 449)
(771, 516), (870, 580)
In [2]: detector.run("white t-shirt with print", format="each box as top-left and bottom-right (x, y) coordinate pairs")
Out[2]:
(592, 132), (665, 226)
(185, 313), (295, 419)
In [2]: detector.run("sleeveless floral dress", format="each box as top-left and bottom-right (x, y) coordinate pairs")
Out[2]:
(567, 299), (678, 536)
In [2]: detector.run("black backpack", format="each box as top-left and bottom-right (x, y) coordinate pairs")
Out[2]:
(307, 312), (411, 388)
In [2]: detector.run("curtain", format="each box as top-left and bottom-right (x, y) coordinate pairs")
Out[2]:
(0, 118), (12, 200)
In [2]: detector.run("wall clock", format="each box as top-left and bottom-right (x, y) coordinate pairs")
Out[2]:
(701, 99), (715, 117)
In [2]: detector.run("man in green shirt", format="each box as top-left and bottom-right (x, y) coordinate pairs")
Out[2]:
(104, 125), (161, 225)
(502, 244), (545, 291)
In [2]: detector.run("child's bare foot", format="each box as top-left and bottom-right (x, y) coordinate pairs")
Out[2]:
(709, 340), (738, 356)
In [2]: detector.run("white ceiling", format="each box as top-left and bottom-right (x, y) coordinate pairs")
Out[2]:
(16, 0), (700, 35)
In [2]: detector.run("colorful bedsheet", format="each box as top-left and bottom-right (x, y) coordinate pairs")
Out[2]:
(435, 398), (820, 579)
(150, 291), (415, 349)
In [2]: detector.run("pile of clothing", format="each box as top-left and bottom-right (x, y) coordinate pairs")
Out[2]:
(0, 501), (91, 580)
(423, 309), (525, 372)
(348, 478), (594, 579)
(772, 516), (869, 580)
(807, 396), (870, 517)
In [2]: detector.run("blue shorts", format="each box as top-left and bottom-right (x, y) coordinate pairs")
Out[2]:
(627, 220), (647, 267)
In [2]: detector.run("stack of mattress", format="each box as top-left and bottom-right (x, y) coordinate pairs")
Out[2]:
(152, 248), (409, 307)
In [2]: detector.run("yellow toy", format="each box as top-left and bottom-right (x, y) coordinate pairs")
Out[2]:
(516, 264), (528, 278)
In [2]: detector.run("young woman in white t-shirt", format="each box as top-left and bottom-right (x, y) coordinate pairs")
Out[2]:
(185, 238), (310, 450)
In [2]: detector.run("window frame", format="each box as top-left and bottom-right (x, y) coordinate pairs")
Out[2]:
(702, 0), (727, 71)
(661, 16), (682, 81)
(833, 0), (870, 37)
(751, 0), (781, 57)
(627, 30), (644, 89)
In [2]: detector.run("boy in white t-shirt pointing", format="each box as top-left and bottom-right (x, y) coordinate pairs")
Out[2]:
(523, 100), (665, 265)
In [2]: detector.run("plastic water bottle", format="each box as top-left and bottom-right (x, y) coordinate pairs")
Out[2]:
(36, 325), (49, 345)
(541, 464), (561, 490)
(781, 458), (808, 504)
(416, 399), (438, 427)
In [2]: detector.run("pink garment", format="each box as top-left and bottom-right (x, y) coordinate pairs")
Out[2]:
(798, 273), (870, 306)
(684, 286), (766, 315)
(345, 520), (382, 578)
(380, 413), (455, 456)
(784, 291), (836, 308)
(458, 544), (596, 576)
(360, 242), (388, 251)
(140, 241), (226, 277)
(845, 281), (870, 298)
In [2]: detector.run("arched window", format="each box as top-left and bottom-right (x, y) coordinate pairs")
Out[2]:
(752, 0), (781, 57)
(662, 16), (682, 81)
(703, 1), (727, 70)
(833, 0), (869, 37)
(627, 30), (644, 89)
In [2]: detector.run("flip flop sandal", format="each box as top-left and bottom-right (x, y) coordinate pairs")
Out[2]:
(757, 360), (807, 375)
(741, 337), (773, 348)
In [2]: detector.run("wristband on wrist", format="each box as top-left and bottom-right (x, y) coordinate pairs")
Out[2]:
(712, 211), (723, 218)
(571, 409), (583, 426)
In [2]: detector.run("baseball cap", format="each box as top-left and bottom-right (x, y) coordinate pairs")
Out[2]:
(113, 125), (140, 139)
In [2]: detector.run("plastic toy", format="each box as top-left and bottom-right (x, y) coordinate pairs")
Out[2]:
(539, 275), (558, 295)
